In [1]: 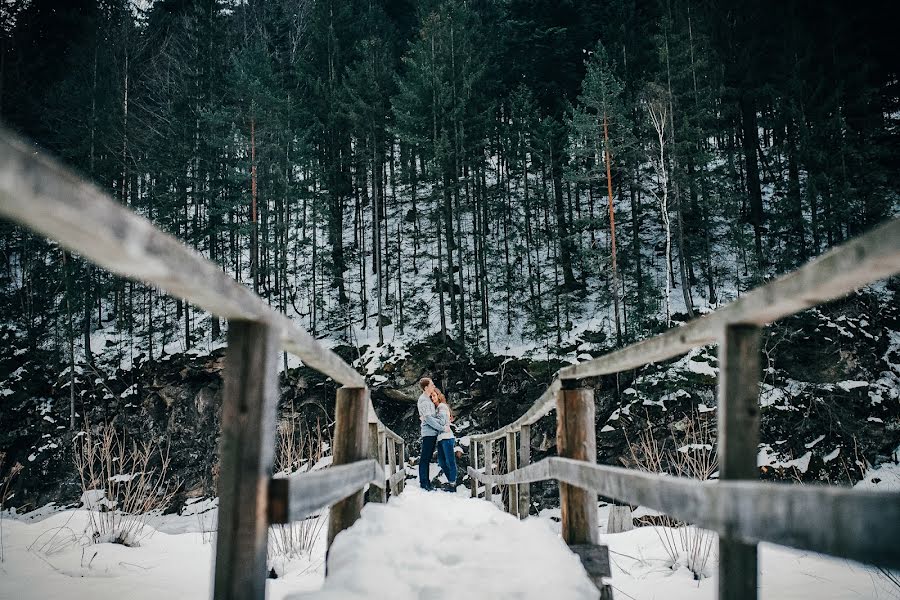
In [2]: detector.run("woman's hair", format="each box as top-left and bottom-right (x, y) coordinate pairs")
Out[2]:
(432, 386), (451, 420)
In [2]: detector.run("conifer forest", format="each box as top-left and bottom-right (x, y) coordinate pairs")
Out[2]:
(1, 0), (897, 360)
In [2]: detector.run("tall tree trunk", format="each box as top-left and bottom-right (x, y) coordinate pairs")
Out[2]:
(551, 140), (577, 289)
(250, 117), (259, 294)
(740, 94), (765, 264)
(603, 115), (622, 346)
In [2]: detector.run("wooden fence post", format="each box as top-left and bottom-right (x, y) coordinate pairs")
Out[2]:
(556, 383), (599, 545)
(718, 324), (761, 600)
(387, 439), (397, 498)
(367, 422), (386, 503)
(506, 431), (519, 515)
(518, 424), (531, 519)
(213, 320), (280, 600)
(398, 442), (406, 493)
(483, 440), (493, 502)
(327, 386), (370, 555)
(469, 440), (479, 498)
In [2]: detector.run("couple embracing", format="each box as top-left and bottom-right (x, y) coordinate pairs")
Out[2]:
(416, 377), (457, 492)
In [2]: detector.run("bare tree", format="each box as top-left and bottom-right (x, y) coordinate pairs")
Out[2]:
(645, 85), (672, 326)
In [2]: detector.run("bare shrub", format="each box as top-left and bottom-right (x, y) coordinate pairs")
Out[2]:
(0, 451), (23, 561)
(268, 417), (330, 571)
(73, 424), (178, 546)
(626, 410), (717, 580)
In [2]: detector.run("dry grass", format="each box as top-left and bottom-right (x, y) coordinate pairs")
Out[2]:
(268, 416), (331, 570)
(626, 410), (717, 580)
(73, 423), (178, 547)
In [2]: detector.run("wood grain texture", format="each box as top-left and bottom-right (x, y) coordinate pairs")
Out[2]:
(556, 388), (599, 545)
(367, 423), (386, 503)
(569, 544), (612, 579)
(505, 431), (518, 515)
(606, 506), (633, 533)
(483, 441), (493, 502)
(268, 459), (384, 524)
(327, 387), (370, 556)
(213, 321), (280, 600)
(718, 325), (761, 600)
(469, 458), (900, 569)
(517, 424), (531, 518)
(388, 470), (407, 488)
(398, 443), (406, 493)
(387, 439), (398, 497)
(469, 441), (479, 498)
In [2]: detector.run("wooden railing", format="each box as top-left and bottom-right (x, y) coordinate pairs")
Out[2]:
(0, 127), (406, 599)
(467, 216), (900, 599)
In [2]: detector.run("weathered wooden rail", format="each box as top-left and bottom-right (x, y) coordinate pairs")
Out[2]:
(468, 216), (900, 599)
(0, 127), (407, 599)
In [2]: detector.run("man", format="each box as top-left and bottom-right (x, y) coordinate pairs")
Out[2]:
(417, 377), (447, 490)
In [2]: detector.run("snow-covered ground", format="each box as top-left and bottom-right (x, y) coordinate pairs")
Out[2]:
(3, 478), (899, 600)
(0, 506), (326, 600)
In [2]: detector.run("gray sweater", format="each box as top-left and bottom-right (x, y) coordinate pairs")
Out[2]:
(417, 393), (447, 438)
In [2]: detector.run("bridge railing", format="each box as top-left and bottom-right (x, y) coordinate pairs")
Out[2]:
(467, 216), (900, 599)
(0, 127), (406, 599)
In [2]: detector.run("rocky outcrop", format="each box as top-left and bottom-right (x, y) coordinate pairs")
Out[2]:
(1, 286), (898, 513)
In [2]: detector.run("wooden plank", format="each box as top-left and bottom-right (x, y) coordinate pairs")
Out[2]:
(383, 427), (403, 443)
(483, 441), (493, 502)
(267, 460), (384, 524)
(607, 506), (633, 533)
(469, 440), (479, 498)
(398, 442), (406, 494)
(517, 424), (531, 518)
(367, 423), (386, 503)
(560, 217), (900, 381)
(213, 321), (280, 600)
(718, 324), (761, 600)
(473, 457), (900, 570)
(327, 387), (370, 556)
(505, 431), (518, 515)
(388, 470), (407, 488)
(387, 439), (398, 497)
(569, 544), (612, 579)
(557, 386), (599, 545)
(466, 458), (552, 486)
(0, 128), (364, 388)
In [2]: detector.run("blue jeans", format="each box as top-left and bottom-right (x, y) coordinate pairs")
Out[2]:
(419, 436), (437, 489)
(436, 438), (457, 485)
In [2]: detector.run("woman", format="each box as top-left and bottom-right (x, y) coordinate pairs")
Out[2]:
(430, 384), (457, 492)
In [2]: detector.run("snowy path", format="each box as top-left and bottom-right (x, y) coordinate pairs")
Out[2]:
(295, 486), (599, 600)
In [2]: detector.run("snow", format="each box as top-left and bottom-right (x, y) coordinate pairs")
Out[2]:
(804, 434), (826, 449)
(757, 445), (813, 474)
(3, 484), (898, 600)
(600, 527), (900, 600)
(854, 445), (900, 492)
(296, 486), (597, 600)
(836, 380), (868, 392)
(0, 507), (325, 600)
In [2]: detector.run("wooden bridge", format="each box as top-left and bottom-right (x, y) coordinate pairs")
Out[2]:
(1, 125), (899, 600)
